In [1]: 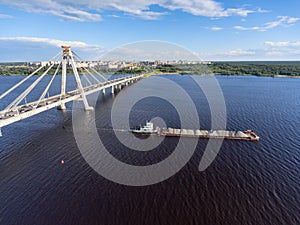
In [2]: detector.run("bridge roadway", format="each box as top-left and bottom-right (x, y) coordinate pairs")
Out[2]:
(0, 74), (144, 128)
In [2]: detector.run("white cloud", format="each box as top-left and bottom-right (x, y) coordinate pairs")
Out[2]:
(257, 8), (269, 13)
(198, 48), (258, 61)
(0, 0), (101, 22)
(99, 41), (200, 61)
(160, 1), (256, 17)
(265, 51), (284, 57)
(226, 49), (256, 56)
(234, 25), (260, 31)
(262, 40), (300, 59)
(264, 40), (300, 47)
(0, 0), (263, 21)
(0, 37), (103, 51)
(199, 40), (300, 61)
(202, 26), (223, 31)
(0, 36), (106, 61)
(234, 16), (300, 31)
(0, 13), (13, 19)
(210, 26), (223, 31)
(108, 14), (121, 18)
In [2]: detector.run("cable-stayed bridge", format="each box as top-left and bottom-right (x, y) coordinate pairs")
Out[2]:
(0, 46), (144, 135)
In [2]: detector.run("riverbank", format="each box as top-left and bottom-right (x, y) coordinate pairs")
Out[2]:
(1, 61), (300, 78)
(143, 71), (300, 78)
(209, 61), (300, 77)
(273, 75), (300, 78)
(146, 61), (300, 77)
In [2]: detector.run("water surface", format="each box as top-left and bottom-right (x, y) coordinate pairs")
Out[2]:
(0, 75), (299, 225)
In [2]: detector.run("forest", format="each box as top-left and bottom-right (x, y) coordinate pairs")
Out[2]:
(155, 62), (300, 76)
(209, 61), (300, 76)
(1, 61), (300, 77)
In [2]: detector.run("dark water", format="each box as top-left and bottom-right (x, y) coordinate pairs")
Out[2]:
(0, 75), (299, 225)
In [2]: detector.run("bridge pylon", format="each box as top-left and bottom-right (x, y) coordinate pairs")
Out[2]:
(59, 46), (93, 111)
(0, 47), (145, 134)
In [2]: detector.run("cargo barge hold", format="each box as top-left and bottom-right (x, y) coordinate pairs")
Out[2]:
(131, 122), (259, 141)
(157, 127), (259, 141)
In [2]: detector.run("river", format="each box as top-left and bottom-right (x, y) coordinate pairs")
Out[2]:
(0, 74), (299, 225)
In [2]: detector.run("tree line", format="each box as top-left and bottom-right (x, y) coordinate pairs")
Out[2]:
(1, 61), (300, 77)
(209, 61), (300, 76)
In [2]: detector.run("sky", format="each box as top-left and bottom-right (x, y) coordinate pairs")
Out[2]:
(0, 0), (300, 62)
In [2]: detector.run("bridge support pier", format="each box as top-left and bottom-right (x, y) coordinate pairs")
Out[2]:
(111, 86), (114, 94)
(57, 104), (66, 110)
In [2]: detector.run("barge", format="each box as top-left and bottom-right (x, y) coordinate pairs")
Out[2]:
(131, 122), (259, 141)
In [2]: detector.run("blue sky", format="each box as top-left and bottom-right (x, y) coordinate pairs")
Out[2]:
(0, 0), (300, 61)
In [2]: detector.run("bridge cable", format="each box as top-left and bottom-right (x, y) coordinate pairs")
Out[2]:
(82, 74), (93, 86)
(0, 51), (62, 100)
(72, 51), (108, 82)
(71, 53), (102, 84)
(82, 67), (101, 83)
(6, 64), (55, 110)
(89, 66), (109, 82)
(0, 65), (44, 100)
(35, 62), (61, 108)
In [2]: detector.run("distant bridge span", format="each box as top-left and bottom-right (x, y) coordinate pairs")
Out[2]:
(0, 46), (144, 134)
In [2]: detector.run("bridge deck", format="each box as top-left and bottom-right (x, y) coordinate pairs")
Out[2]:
(0, 74), (143, 128)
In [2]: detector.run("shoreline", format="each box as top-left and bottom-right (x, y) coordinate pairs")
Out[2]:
(1, 73), (300, 79)
(143, 72), (300, 78)
(212, 73), (300, 78)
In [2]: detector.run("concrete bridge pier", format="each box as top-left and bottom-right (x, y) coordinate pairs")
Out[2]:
(57, 104), (66, 110)
(111, 85), (114, 94)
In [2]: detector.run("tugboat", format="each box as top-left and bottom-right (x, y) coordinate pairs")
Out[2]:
(130, 121), (157, 135)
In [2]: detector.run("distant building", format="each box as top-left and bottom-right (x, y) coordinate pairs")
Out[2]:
(76, 61), (89, 68)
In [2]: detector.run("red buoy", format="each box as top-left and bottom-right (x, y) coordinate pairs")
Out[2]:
(61, 160), (65, 165)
